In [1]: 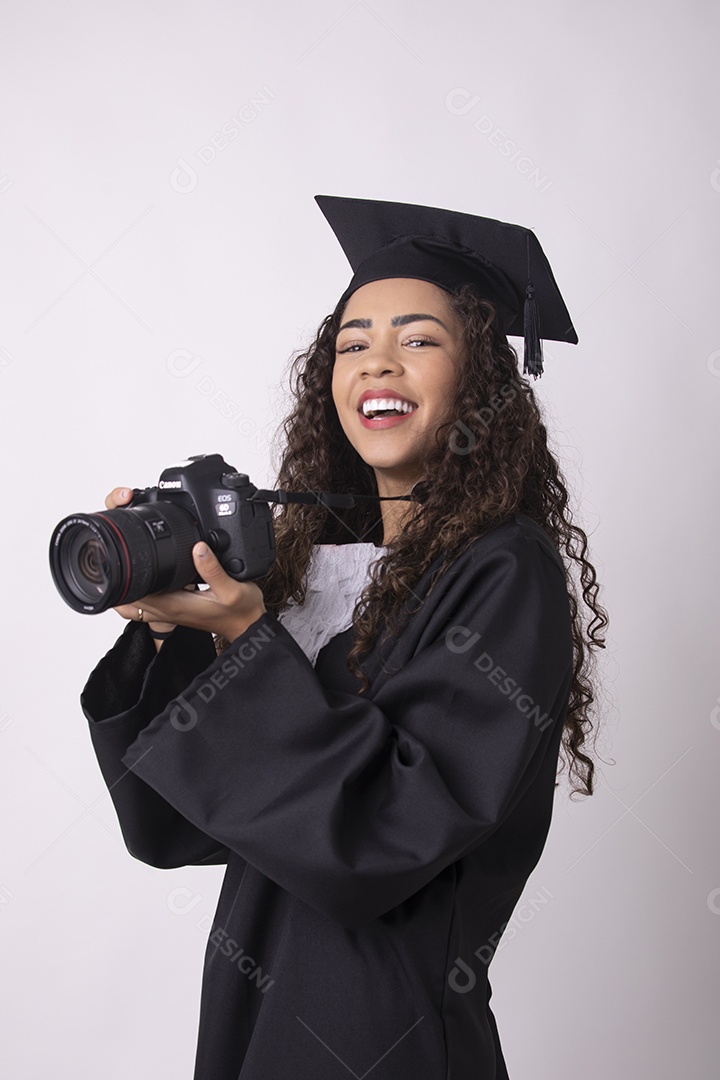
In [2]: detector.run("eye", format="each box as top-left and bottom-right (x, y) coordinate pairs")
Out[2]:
(336, 340), (366, 354)
(404, 335), (437, 347)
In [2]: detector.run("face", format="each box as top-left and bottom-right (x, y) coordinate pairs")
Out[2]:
(331, 278), (464, 496)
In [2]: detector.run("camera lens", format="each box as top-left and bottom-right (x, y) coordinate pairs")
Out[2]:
(49, 502), (202, 614)
(77, 536), (107, 585)
(60, 526), (113, 604)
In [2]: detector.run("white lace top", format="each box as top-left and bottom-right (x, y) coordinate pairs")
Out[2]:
(276, 542), (388, 666)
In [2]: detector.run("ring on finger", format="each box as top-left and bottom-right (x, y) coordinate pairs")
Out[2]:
(135, 607), (144, 622)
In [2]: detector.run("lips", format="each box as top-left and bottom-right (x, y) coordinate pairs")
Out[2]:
(353, 387), (419, 430)
(357, 388), (418, 411)
(360, 400), (417, 419)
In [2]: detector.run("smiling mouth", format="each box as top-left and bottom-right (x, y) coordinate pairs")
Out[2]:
(358, 400), (418, 419)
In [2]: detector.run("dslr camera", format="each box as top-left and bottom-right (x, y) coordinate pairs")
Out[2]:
(49, 454), (276, 614)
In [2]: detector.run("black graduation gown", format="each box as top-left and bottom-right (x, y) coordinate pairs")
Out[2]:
(81, 512), (573, 1080)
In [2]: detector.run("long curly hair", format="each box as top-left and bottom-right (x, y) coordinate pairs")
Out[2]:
(254, 284), (608, 798)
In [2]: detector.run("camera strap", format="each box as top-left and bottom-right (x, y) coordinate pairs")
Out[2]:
(247, 488), (420, 508)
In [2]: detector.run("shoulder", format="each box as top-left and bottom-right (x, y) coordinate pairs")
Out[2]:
(370, 512), (573, 688)
(435, 513), (567, 597)
(400, 512), (570, 648)
(398, 512), (569, 634)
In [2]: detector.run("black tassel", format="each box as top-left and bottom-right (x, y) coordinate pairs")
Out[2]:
(523, 283), (543, 378)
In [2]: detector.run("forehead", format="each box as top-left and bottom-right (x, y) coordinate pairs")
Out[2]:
(340, 277), (455, 322)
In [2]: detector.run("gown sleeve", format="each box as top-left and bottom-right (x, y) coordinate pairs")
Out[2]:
(105, 519), (574, 929)
(81, 621), (231, 868)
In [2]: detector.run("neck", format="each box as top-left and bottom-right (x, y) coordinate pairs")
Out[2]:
(374, 472), (421, 545)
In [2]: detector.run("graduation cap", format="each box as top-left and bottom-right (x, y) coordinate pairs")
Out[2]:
(315, 194), (578, 378)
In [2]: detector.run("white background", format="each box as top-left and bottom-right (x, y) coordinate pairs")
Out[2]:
(1, 1), (719, 1076)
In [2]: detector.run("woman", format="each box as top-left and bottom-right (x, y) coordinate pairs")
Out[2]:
(81, 196), (608, 1079)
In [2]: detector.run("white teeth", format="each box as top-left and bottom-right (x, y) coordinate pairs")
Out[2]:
(361, 398), (416, 417)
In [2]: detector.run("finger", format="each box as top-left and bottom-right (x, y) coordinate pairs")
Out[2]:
(114, 598), (176, 625)
(105, 487), (133, 510)
(114, 603), (145, 622)
(192, 542), (230, 596)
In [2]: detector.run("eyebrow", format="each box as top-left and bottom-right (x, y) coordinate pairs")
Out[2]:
(338, 313), (450, 333)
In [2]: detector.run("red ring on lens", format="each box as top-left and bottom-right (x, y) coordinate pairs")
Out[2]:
(96, 513), (133, 603)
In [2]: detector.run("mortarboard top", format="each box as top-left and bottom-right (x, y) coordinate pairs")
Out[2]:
(315, 194), (578, 378)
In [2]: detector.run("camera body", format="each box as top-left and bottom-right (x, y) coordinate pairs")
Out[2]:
(49, 453), (276, 614)
(128, 454), (276, 583)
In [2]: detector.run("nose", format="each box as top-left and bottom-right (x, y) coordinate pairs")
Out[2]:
(358, 337), (403, 377)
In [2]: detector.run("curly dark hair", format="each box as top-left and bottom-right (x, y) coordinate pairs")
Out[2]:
(253, 283), (608, 798)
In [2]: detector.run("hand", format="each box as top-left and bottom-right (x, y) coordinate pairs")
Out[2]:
(105, 486), (178, 641)
(106, 486), (267, 644)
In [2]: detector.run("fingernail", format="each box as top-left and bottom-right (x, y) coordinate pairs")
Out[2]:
(120, 489), (129, 498)
(196, 543), (208, 557)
